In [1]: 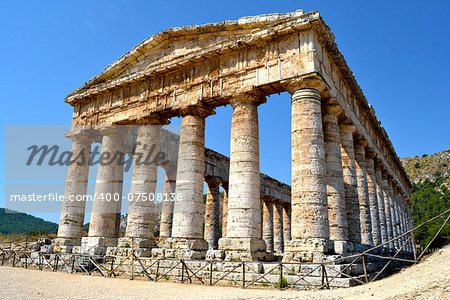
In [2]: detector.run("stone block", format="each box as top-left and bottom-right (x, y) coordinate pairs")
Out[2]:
(205, 249), (225, 261)
(40, 245), (53, 253)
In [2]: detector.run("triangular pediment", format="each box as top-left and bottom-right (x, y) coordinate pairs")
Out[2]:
(66, 10), (321, 101)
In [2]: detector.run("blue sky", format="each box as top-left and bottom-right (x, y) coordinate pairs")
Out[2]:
(1, 1), (449, 223)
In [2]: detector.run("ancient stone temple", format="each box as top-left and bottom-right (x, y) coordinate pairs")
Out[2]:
(54, 10), (413, 263)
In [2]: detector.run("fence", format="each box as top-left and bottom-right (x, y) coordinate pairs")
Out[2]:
(0, 209), (448, 290)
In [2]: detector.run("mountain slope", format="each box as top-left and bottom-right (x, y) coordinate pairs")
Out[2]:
(401, 148), (450, 184)
(0, 209), (58, 235)
(401, 148), (450, 247)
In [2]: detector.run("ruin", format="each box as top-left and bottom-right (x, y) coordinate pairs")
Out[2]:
(54, 10), (413, 264)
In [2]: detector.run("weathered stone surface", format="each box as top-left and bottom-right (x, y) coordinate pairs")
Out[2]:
(339, 124), (361, 244)
(286, 87), (330, 262)
(204, 180), (221, 250)
(354, 138), (373, 246)
(322, 103), (348, 243)
(282, 205), (291, 248)
(122, 124), (163, 248)
(273, 204), (284, 253)
(56, 130), (96, 244)
(171, 108), (213, 248)
(375, 161), (388, 245)
(57, 11), (415, 264)
(219, 95), (266, 257)
(159, 169), (177, 238)
(262, 200), (274, 253)
(88, 126), (129, 243)
(365, 151), (381, 245)
(382, 173), (394, 248)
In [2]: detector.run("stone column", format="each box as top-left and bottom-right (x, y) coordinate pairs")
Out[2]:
(218, 94), (267, 260)
(55, 129), (97, 252)
(322, 103), (348, 252)
(406, 204), (414, 252)
(339, 123), (361, 245)
(408, 205), (414, 253)
(159, 168), (177, 238)
(221, 183), (229, 238)
(365, 150), (381, 245)
(399, 202), (406, 249)
(119, 122), (166, 250)
(390, 183), (400, 250)
(284, 87), (331, 263)
(262, 200), (274, 253)
(354, 137), (373, 246)
(400, 201), (409, 251)
(85, 126), (129, 253)
(204, 179), (221, 250)
(375, 161), (388, 245)
(274, 204), (284, 253)
(382, 172), (393, 248)
(282, 205), (291, 249)
(169, 106), (214, 257)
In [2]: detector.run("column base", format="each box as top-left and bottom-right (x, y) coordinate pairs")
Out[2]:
(73, 237), (118, 255)
(105, 247), (153, 257)
(117, 237), (157, 249)
(218, 237), (271, 261)
(52, 237), (81, 253)
(283, 238), (336, 263)
(150, 238), (208, 260)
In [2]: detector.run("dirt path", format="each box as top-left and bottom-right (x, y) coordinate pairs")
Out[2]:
(0, 245), (449, 300)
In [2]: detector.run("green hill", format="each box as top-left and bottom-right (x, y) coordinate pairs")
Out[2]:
(402, 148), (450, 248)
(0, 208), (58, 235)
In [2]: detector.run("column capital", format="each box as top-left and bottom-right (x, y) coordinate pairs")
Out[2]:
(66, 127), (101, 144)
(178, 103), (215, 118)
(229, 91), (266, 108)
(285, 75), (327, 94)
(290, 88), (321, 104)
(97, 125), (131, 137)
(135, 114), (170, 125)
(365, 148), (377, 159)
(354, 135), (368, 147)
(322, 103), (343, 116)
(374, 159), (385, 169)
(339, 123), (356, 133)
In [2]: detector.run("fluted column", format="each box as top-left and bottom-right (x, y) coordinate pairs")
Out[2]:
(409, 205), (414, 252)
(390, 183), (400, 250)
(204, 179), (221, 250)
(382, 172), (393, 248)
(159, 168), (177, 238)
(274, 204), (284, 253)
(284, 86), (331, 262)
(121, 123), (165, 249)
(170, 106), (214, 254)
(218, 94), (267, 259)
(87, 126), (129, 249)
(55, 129), (97, 250)
(400, 200), (409, 251)
(375, 161), (388, 245)
(339, 124), (361, 244)
(322, 103), (348, 245)
(354, 137), (373, 245)
(407, 205), (414, 253)
(221, 183), (229, 238)
(365, 150), (381, 245)
(283, 205), (291, 249)
(262, 200), (274, 253)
